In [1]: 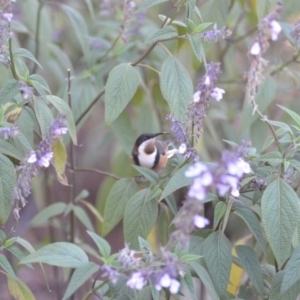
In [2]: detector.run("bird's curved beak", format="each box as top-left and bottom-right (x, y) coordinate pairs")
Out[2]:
(154, 132), (167, 138)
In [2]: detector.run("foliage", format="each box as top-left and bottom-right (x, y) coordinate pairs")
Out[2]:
(1, 0), (300, 299)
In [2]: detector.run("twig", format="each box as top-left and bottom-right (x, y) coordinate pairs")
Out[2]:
(8, 24), (19, 80)
(270, 49), (300, 76)
(73, 168), (122, 180)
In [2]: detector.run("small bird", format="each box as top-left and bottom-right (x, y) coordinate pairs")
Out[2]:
(132, 132), (171, 171)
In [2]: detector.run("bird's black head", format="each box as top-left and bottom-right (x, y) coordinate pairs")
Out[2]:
(134, 132), (165, 148)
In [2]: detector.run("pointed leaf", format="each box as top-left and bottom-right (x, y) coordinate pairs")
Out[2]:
(103, 178), (139, 236)
(0, 79), (19, 105)
(0, 153), (17, 224)
(0, 139), (23, 159)
(29, 74), (50, 93)
(261, 178), (300, 268)
(105, 63), (139, 126)
(47, 95), (77, 144)
(132, 165), (159, 184)
(13, 48), (42, 69)
(203, 231), (232, 298)
(160, 56), (193, 121)
(6, 274), (36, 300)
(278, 104), (300, 126)
(235, 245), (264, 295)
(191, 262), (220, 300)
(30, 202), (67, 227)
(187, 34), (206, 63)
(144, 26), (178, 45)
(62, 262), (99, 300)
(213, 202), (226, 229)
(0, 254), (17, 278)
(33, 99), (54, 138)
(19, 242), (89, 268)
(182, 270), (197, 300)
(124, 188), (158, 249)
(159, 164), (193, 201)
(281, 243), (300, 293)
(74, 206), (94, 231)
(87, 231), (111, 259)
(233, 202), (266, 256)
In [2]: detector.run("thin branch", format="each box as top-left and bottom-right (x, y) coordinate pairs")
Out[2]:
(270, 49), (300, 76)
(8, 24), (19, 80)
(73, 168), (122, 180)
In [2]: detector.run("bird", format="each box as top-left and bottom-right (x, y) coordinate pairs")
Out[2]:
(131, 132), (171, 171)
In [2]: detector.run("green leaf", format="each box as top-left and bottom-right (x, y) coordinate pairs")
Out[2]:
(182, 270), (197, 300)
(87, 231), (111, 259)
(138, 236), (152, 250)
(213, 202), (226, 229)
(191, 262), (220, 300)
(257, 151), (283, 166)
(74, 206), (94, 231)
(33, 98), (54, 138)
(203, 231), (232, 299)
(144, 26), (178, 45)
(281, 243), (300, 293)
(62, 262), (99, 300)
(0, 153), (17, 224)
(136, 0), (169, 13)
(267, 120), (292, 133)
(103, 178), (139, 236)
(124, 188), (158, 249)
(61, 4), (89, 60)
(159, 164), (193, 201)
(269, 270), (300, 300)
(187, 34), (206, 63)
(278, 104), (300, 127)
(15, 237), (35, 253)
(160, 56), (194, 121)
(233, 202), (266, 256)
(290, 159), (300, 173)
(0, 253), (17, 278)
(46, 95), (77, 144)
(180, 254), (202, 262)
(6, 274), (36, 300)
(193, 22), (213, 33)
(7, 246), (32, 268)
(30, 202), (67, 227)
(105, 63), (139, 126)
(0, 139), (23, 159)
(261, 178), (300, 268)
(132, 165), (159, 184)
(13, 48), (42, 69)
(0, 79), (19, 105)
(235, 245), (264, 295)
(19, 242), (89, 268)
(29, 80), (48, 100)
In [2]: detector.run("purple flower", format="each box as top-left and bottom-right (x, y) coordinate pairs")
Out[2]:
(0, 126), (19, 140)
(126, 272), (147, 290)
(210, 87), (225, 101)
(117, 244), (141, 268)
(250, 42), (261, 55)
(269, 20), (281, 41)
(155, 273), (181, 294)
(3, 13), (13, 22)
(101, 265), (119, 284)
(200, 23), (231, 43)
(19, 81), (33, 100)
(193, 215), (210, 228)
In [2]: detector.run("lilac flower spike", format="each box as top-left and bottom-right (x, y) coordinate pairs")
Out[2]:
(126, 272), (146, 290)
(193, 215), (210, 228)
(13, 115), (68, 210)
(0, 126), (19, 140)
(269, 20), (282, 41)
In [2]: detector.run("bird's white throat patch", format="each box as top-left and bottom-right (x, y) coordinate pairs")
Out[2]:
(138, 139), (157, 168)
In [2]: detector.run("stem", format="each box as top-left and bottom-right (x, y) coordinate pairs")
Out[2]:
(82, 280), (107, 300)
(270, 49), (300, 76)
(73, 168), (122, 180)
(8, 24), (19, 80)
(96, 32), (122, 63)
(75, 89), (105, 126)
(137, 64), (160, 74)
(32, 0), (45, 74)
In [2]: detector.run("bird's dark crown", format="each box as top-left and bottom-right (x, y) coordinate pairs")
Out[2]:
(135, 132), (165, 148)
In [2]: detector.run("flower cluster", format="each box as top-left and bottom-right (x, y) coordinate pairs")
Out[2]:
(0, 0), (13, 66)
(186, 149), (251, 201)
(121, 0), (136, 43)
(246, 3), (282, 107)
(186, 62), (224, 141)
(200, 23), (231, 43)
(170, 147), (251, 247)
(0, 125), (18, 140)
(291, 19), (300, 46)
(102, 246), (183, 295)
(13, 115), (68, 212)
(19, 81), (33, 100)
